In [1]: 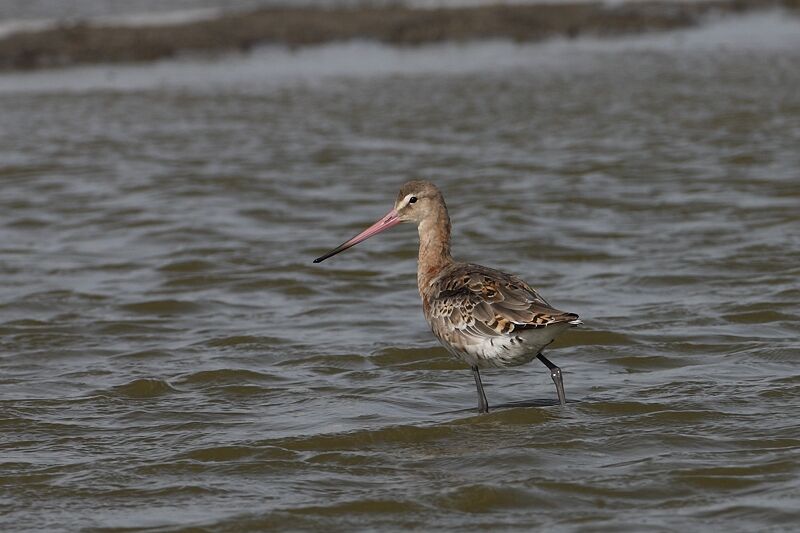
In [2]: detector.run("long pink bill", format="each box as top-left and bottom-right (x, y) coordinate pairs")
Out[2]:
(313, 208), (401, 263)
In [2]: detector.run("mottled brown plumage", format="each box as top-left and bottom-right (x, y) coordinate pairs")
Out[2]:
(314, 180), (581, 412)
(423, 262), (580, 368)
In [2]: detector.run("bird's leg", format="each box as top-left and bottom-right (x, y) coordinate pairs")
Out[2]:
(472, 365), (489, 414)
(537, 353), (566, 405)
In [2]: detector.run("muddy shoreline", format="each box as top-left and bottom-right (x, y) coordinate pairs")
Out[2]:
(0, 0), (794, 71)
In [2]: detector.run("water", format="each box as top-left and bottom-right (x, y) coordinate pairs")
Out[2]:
(1, 12), (800, 531)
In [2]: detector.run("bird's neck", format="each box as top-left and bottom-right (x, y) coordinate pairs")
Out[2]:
(416, 207), (453, 293)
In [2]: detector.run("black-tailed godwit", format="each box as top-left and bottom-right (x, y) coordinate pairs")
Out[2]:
(314, 180), (581, 413)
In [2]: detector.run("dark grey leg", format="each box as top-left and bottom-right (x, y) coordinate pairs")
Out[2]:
(472, 365), (489, 414)
(537, 353), (566, 405)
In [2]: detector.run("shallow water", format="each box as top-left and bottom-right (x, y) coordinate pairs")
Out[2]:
(1, 13), (800, 531)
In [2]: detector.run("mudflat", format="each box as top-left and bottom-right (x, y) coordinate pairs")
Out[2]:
(0, 0), (792, 70)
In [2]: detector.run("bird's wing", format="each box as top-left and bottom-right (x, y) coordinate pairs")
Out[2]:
(426, 263), (579, 345)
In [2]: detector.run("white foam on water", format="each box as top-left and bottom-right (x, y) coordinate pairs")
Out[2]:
(0, 19), (56, 39)
(89, 8), (222, 28)
(0, 8), (221, 39)
(0, 11), (798, 95)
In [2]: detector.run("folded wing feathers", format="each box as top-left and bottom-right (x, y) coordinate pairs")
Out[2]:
(428, 264), (580, 339)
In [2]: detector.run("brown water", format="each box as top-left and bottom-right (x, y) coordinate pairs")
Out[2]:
(1, 13), (799, 531)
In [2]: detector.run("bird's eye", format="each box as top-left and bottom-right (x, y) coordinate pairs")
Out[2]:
(409, 196), (417, 204)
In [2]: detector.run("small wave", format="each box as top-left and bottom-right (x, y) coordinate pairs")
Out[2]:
(112, 378), (177, 398)
(674, 459), (797, 490)
(371, 346), (460, 370)
(205, 335), (290, 348)
(286, 498), (425, 516)
(175, 445), (297, 464)
(176, 368), (279, 385)
(605, 355), (687, 370)
(96, 323), (177, 336)
(555, 329), (634, 347)
(584, 400), (672, 416)
(277, 423), (456, 452)
(158, 259), (217, 272)
(435, 484), (547, 512)
(723, 310), (796, 324)
(120, 299), (204, 315)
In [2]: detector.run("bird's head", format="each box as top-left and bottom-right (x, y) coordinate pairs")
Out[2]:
(313, 180), (443, 263)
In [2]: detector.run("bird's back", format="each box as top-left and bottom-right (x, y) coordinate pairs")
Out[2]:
(421, 262), (580, 368)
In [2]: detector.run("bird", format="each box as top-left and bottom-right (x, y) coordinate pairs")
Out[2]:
(313, 180), (581, 413)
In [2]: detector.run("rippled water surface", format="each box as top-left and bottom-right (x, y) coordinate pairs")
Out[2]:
(1, 13), (800, 531)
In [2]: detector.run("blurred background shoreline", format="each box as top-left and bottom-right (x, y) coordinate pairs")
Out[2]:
(1, 0), (798, 71)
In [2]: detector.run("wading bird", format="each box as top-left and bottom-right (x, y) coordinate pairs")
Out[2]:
(314, 181), (581, 413)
